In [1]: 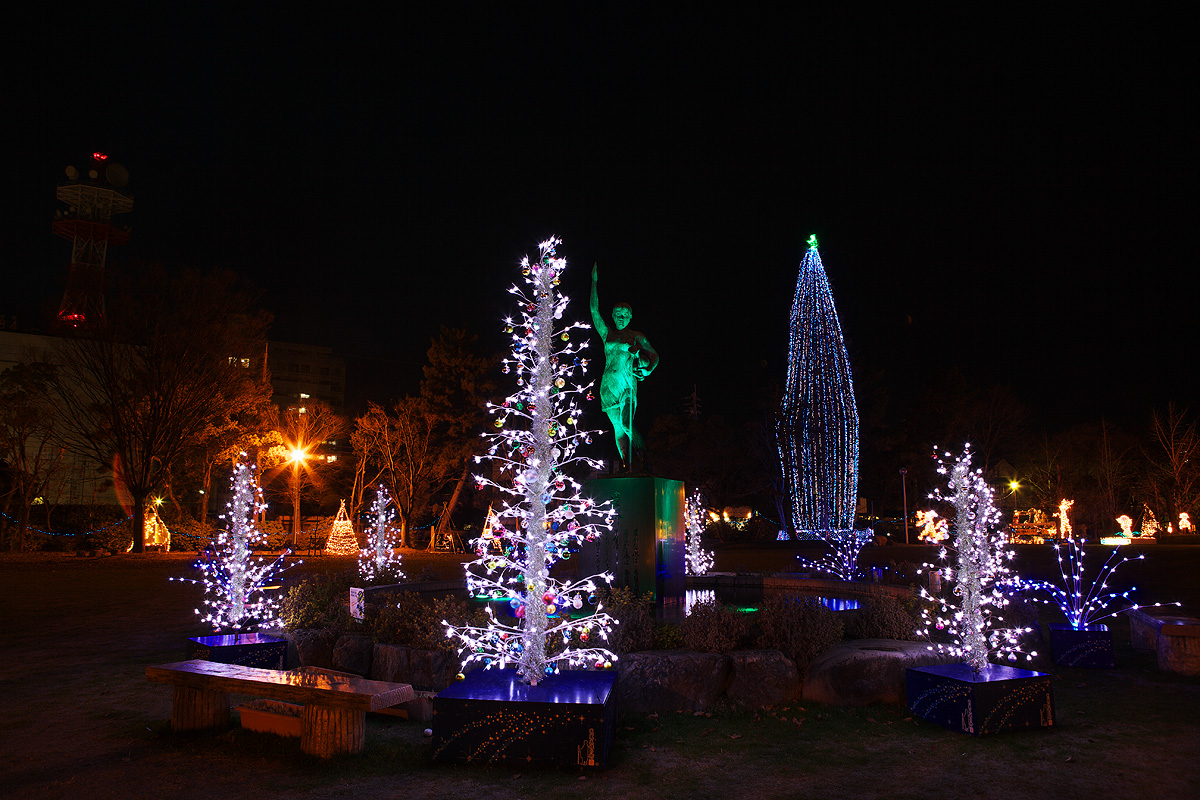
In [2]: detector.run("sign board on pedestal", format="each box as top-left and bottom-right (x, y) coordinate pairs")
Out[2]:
(578, 476), (685, 614)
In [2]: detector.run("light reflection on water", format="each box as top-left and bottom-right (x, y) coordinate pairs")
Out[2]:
(684, 588), (860, 614)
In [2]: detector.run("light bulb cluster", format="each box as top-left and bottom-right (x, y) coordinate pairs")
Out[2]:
(325, 499), (359, 555)
(443, 237), (619, 686)
(776, 236), (859, 540)
(359, 485), (405, 583)
(173, 456), (295, 632)
(684, 490), (714, 576)
(1008, 498), (1180, 630)
(916, 445), (1035, 674)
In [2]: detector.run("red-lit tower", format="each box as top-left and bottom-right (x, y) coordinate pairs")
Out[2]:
(52, 152), (132, 327)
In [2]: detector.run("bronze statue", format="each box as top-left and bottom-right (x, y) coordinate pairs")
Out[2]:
(590, 264), (658, 471)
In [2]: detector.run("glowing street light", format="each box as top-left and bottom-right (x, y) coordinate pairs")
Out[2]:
(289, 446), (308, 547)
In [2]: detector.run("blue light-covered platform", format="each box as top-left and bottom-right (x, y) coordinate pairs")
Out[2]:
(1048, 623), (1115, 668)
(432, 669), (617, 767)
(186, 632), (287, 669)
(906, 662), (1054, 735)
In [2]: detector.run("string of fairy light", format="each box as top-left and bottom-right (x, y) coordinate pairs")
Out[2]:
(776, 235), (859, 540)
(171, 456), (295, 632)
(442, 237), (619, 685)
(917, 445), (1036, 673)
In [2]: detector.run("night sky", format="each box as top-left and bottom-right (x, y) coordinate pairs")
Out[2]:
(11, 6), (1195, 433)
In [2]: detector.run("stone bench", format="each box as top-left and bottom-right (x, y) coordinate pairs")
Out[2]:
(1125, 607), (1200, 677)
(146, 659), (414, 757)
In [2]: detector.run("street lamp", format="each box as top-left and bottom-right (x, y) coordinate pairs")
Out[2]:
(899, 467), (909, 544)
(289, 447), (307, 548)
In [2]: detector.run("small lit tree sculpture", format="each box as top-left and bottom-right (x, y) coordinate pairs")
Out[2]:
(175, 456), (293, 632)
(917, 445), (1035, 673)
(685, 489), (714, 576)
(359, 485), (405, 583)
(1010, 498), (1179, 630)
(443, 237), (619, 685)
(325, 499), (358, 555)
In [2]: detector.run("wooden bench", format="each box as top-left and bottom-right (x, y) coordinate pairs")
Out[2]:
(146, 659), (415, 757)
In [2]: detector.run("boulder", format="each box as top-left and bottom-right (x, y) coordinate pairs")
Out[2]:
(1157, 622), (1200, 677)
(616, 651), (730, 713)
(332, 634), (374, 676)
(368, 643), (464, 691)
(725, 650), (800, 708)
(370, 643), (412, 682)
(290, 629), (338, 669)
(802, 639), (956, 706)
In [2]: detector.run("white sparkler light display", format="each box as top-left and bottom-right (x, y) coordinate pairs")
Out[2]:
(917, 445), (1035, 674)
(359, 485), (405, 583)
(173, 456), (294, 632)
(442, 237), (619, 685)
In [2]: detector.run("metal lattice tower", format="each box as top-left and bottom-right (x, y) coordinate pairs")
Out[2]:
(52, 153), (132, 328)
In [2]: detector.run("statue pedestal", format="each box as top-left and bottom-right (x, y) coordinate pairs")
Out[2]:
(579, 476), (685, 616)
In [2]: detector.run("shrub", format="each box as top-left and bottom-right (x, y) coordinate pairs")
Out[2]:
(278, 570), (356, 632)
(170, 519), (215, 552)
(654, 621), (685, 650)
(369, 592), (487, 652)
(680, 600), (750, 653)
(854, 594), (921, 640)
(754, 594), (843, 669)
(599, 586), (656, 653)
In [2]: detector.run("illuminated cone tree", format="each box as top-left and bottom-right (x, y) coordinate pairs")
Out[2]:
(325, 500), (358, 555)
(175, 456), (292, 632)
(444, 237), (619, 685)
(918, 445), (1035, 673)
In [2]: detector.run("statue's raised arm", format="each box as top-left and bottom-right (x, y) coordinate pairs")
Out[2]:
(589, 263), (657, 472)
(589, 264), (609, 341)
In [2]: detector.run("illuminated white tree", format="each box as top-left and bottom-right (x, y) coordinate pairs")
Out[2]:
(685, 489), (714, 576)
(359, 485), (405, 583)
(175, 456), (293, 631)
(443, 237), (619, 685)
(917, 445), (1035, 673)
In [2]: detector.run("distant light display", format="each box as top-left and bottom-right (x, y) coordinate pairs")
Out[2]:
(443, 237), (619, 685)
(917, 445), (1035, 673)
(1116, 515), (1134, 536)
(916, 509), (949, 543)
(776, 235), (859, 538)
(1012, 498), (1181, 629)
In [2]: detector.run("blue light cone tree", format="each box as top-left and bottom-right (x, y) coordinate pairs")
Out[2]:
(444, 237), (619, 686)
(777, 235), (863, 571)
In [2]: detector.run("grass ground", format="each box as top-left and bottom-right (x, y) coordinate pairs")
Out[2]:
(1, 548), (1197, 799)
